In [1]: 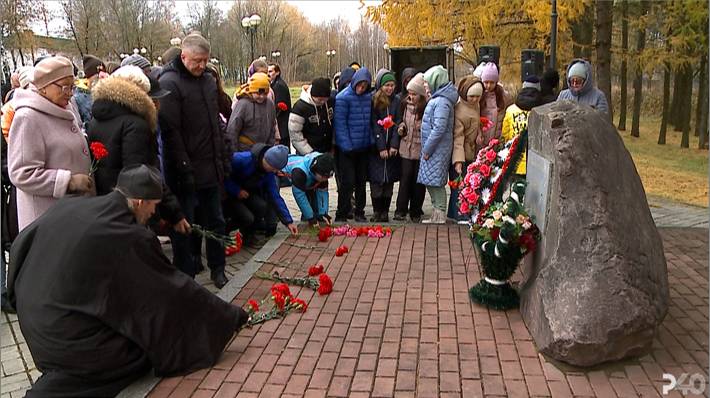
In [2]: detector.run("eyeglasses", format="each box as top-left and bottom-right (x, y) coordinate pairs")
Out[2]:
(52, 82), (75, 95)
(569, 77), (585, 86)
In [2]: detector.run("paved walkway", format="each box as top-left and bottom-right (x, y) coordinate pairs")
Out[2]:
(1, 185), (707, 397)
(142, 226), (708, 398)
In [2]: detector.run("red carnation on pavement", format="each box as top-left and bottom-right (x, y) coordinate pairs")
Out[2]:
(335, 245), (349, 257)
(247, 299), (259, 313)
(271, 283), (292, 298)
(317, 273), (333, 295)
(272, 291), (286, 311)
(308, 264), (324, 276)
(318, 226), (332, 242)
(277, 102), (288, 111)
(292, 297), (308, 312)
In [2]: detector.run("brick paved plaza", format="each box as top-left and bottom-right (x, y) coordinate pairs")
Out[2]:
(141, 225), (707, 398)
(1, 189), (708, 398)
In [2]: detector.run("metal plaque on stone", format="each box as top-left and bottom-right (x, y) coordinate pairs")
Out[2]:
(524, 149), (552, 231)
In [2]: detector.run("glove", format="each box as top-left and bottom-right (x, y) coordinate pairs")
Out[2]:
(67, 174), (92, 194)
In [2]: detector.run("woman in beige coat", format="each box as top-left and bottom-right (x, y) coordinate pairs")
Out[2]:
(448, 75), (485, 221)
(8, 56), (93, 231)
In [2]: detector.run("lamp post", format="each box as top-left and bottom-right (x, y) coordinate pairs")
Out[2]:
(241, 14), (261, 62)
(326, 49), (336, 78)
(271, 50), (281, 61)
(550, 0), (557, 70)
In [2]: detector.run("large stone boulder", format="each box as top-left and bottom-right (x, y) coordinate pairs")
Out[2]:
(519, 100), (669, 367)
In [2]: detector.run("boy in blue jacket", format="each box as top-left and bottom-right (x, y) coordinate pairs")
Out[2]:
(224, 144), (298, 245)
(334, 67), (372, 222)
(283, 152), (335, 227)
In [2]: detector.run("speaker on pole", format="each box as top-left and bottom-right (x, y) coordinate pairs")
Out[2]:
(478, 45), (500, 67)
(521, 49), (545, 82)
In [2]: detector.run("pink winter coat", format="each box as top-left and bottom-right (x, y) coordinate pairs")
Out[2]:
(8, 89), (91, 231)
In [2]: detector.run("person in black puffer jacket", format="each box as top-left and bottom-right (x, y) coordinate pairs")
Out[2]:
(86, 71), (188, 234)
(289, 78), (334, 156)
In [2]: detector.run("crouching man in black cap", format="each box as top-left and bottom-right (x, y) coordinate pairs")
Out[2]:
(7, 164), (249, 397)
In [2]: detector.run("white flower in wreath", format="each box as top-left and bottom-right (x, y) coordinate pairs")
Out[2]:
(481, 188), (491, 204)
(490, 168), (502, 183)
(497, 147), (509, 161)
(472, 209), (479, 221)
(492, 210), (503, 221)
(516, 214), (527, 224)
(483, 218), (495, 228)
(522, 220), (532, 230)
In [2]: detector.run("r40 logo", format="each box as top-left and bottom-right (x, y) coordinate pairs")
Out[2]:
(662, 373), (706, 395)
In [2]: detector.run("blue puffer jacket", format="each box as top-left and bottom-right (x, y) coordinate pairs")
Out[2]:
(225, 143), (293, 225)
(334, 68), (373, 152)
(417, 82), (458, 187)
(283, 153), (329, 221)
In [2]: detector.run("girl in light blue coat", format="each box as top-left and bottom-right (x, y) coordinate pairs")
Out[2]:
(417, 65), (458, 224)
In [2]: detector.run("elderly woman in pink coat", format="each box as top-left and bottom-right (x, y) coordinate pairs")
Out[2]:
(8, 56), (93, 231)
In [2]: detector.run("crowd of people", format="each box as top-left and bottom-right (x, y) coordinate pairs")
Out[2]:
(0, 31), (613, 395)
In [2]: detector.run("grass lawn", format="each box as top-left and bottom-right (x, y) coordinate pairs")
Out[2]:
(619, 117), (708, 208)
(226, 84), (707, 207)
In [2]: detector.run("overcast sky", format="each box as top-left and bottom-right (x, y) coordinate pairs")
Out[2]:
(39, 1), (381, 37)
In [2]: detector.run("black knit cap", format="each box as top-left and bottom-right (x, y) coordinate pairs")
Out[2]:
(116, 164), (163, 200)
(310, 77), (331, 98)
(311, 153), (335, 177)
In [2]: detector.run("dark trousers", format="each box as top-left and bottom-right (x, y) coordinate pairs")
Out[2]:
(336, 149), (368, 218)
(225, 193), (277, 237)
(170, 186), (225, 278)
(370, 182), (394, 214)
(395, 158), (426, 218)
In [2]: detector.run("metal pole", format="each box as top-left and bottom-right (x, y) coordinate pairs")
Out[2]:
(249, 28), (256, 63)
(550, 0), (558, 70)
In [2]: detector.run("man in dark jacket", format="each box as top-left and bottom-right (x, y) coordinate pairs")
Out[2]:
(158, 33), (229, 287)
(268, 62), (291, 151)
(540, 68), (559, 105)
(7, 165), (249, 397)
(289, 77), (334, 155)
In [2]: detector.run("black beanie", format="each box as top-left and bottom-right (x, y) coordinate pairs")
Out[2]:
(311, 153), (335, 177)
(310, 78), (331, 98)
(83, 55), (105, 79)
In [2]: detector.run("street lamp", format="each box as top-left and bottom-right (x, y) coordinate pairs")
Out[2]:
(120, 53), (128, 59)
(133, 48), (139, 55)
(241, 14), (261, 62)
(170, 37), (181, 46)
(326, 49), (336, 78)
(271, 50), (281, 60)
(140, 47), (147, 55)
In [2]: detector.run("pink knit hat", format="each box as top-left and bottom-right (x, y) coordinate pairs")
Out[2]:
(480, 62), (499, 83)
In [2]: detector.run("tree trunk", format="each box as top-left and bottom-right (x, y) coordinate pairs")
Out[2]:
(630, 3), (646, 138)
(680, 64), (693, 148)
(694, 56), (707, 137)
(658, 63), (670, 145)
(671, 68), (683, 130)
(618, 0), (629, 130)
(595, 0), (613, 121)
(571, 3), (594, 60)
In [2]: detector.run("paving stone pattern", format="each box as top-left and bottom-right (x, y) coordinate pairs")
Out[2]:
(0, 184), (708, 398)
(145, 226), (708, 398)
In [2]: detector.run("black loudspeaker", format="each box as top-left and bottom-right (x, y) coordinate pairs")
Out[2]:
(478, 45), (500, 66)
(521, 49), (545, 82)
